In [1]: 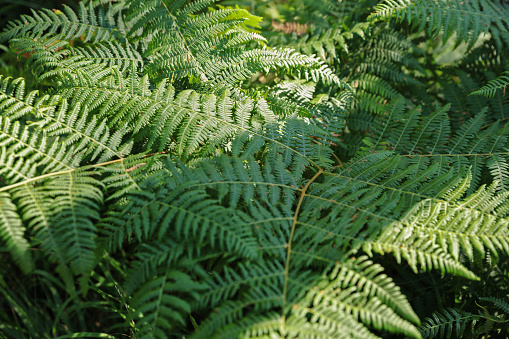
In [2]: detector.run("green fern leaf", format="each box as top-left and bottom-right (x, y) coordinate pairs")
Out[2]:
(130, 268), (207, 338)
(419, 308), (480, 339)
(470, 71), (509, 98)
(480, 296), (509, 314)
(369, 0), (509, 47)
(0, 192), (32, 274)
(0, 2), (126, 43)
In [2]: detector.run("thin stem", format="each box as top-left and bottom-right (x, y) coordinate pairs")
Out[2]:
(0, 156), (139, 193)
(282, 168), (323, 309)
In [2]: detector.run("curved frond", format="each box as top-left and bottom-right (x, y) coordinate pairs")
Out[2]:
(0, 2), (127, 43)
(480, 296), (509, 314)
(365, 179), (509, 279)
(418, 308), (480, 339)
(470, 71), (509, 98)
(369, 0), (509, 47)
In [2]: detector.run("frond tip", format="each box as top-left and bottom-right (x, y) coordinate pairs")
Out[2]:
(285, 256), (422, 338)
(365, 179), (509, 280)
(419, 308), (480, 339)
(470, 71), (509, 98)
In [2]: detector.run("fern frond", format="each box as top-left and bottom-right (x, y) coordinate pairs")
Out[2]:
(365, 180), (509, 279)
(419, 308), (480, 339)
(198, 261), (285, 308)
(124, 242), (181, 292)
(285, 307), (379, 339)
(2, 0), (509, 338)
(21, 36), (142, 82)
(143, 8), (244, 82)
(201, 47), (345, 93)
(365, 100), (509, 193)
(357, 61), (423, 87)
(130, 268), (207, 337)
(355, 74), (399, 100)
(0, 76), (38, 119)
(0, 115), (75, 178)
(293, 277), (421, 338)
(267, 80), (351, 145)
(369, 0), (509, 47)
(0, 97), (131, 180)
(487, 154), (509, 192)
(0, 2), (127, 43)
(128, 0), (346, 89)
(103, 166), (259, 257)
(39, 169), (103, 277)
(100, 153), (159, 200)
(326, 256), (419, 324)
(1, 74), (135, 187)
(56, 73), (335, 161)
(470, 71), (509, 98)
(11, 182), (71, 283)
(192, 298), (283, 339)
(0, 192), (32, 274)
(480, 296), (509, 314)
(1, 168), (103, 285)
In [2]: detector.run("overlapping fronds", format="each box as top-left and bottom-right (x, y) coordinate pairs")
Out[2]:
(365, 177), (509, 279)
(369, 0), (509, 47)
(0, 1), (127, 43)
(92, 136), (509, 337)
(130, 268), (207, 337)
(125, 0), (344, 92)
(0, 0), (347, 162)
(10, 35), (143, 82)
(1, 0), (509, 338)
(0, 76), (132, 182)
(2, 168), (103, 286)
(364, 97), (509, 193)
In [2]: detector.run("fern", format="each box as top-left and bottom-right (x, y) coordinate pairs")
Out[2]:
(369, 0), (509, 48)
(0, 192), (32, 274)
(418, 307), (480, 339)
(471, 71), (509, 98)
(419, 297), (509, 339)
(364, 97), (509, 193)
(1, 0), (509, 338)
(365, 177), (509, 275)
(480, 296), (509, 315)
(0, 2), (127, 44)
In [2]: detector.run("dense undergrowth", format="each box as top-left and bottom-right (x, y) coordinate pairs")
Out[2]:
(1, 0), (509, 338)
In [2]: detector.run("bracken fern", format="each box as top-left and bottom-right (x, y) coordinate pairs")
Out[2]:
(1, 0), (509, 338)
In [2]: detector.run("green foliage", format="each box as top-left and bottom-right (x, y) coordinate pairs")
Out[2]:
(369, 0), (509, 48)
(418, 296), (509, 338)
(471, 71), (509, 98)
(1, 0), (509, 338)
(418, 307), (481, 339)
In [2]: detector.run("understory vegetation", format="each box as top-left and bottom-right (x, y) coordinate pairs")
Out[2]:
(1, 0), (509, 338)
